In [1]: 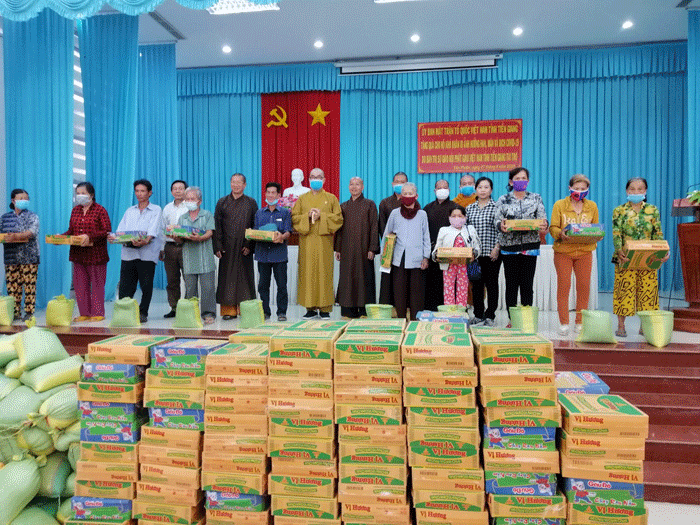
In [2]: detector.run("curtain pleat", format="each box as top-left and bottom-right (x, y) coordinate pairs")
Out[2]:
(78, 13), (139, 301)
(3, 9), (73, 308)
(688, 11), (700, 190)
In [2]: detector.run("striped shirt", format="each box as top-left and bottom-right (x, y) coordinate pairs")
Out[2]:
(466, 199), (499, 255)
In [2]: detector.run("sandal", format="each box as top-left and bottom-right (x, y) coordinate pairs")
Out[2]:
(615, 328), (627, 338)
(73, 316), (90, 322)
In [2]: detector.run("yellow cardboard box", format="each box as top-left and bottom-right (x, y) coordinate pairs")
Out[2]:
(335, 386), (402, 406)
(407, 426), (480, 450)
(483, 449), (560, 474)
(79, 442), (139, 463)
(621, 239), (669, 270)
(338, 423), (406, 444)
(268, 377), (333, 396)
(403, 367), (478, 388)
(272, 457), (337, 478)
(205, 392), (267, 413)
(268, 357), (333, 379)
(406, 406), (479, 428)
(334, 333), (403, 364)
(412, 488), (485, 511)
(560, 430), (646, 461)
(204, 433), (268, 455)
(487, 494), (566, 518)
(271, 495), (339, 520)
(333, 364), (402, 387)
(401, 333), (474, 367)
(416, 508), (489, 525)
(201, 470), (267, 494)
(74, 480), (136, 499)
(338, 463), (408, 484)
(335, 404), (402, 425)
(268, 396), (334, 416)
(408, 447), (479, 469)
(206, 509), (270, 525)
(380, 234), (396, 270)
(201, 453), (268, 475)
(337, 483), (407, 505)
(228, 330), (282, 344)
(138, 444), (201, 469)
(140, 425), (202, 450)
(87, 335), (174, 365)
(144, 387), (205, 410)
(476, 336), (553, 365)
(339, 442), (407, 465)
(560, 456), (644, 483)
(559, 394), (649, 439)
(436, 247), (473, 264)
(270, 415), (336, 440)
(205, 374), (268, 393)
(274, 517), (340, 525)
(403, 386), (476, 408)
(479, 385), (558, 408)
(269, 435), (336, 460)
(345, 318), (406, 333)
(206, 343), (268, 374)
(411, 467), (484, 492)
(145, 368), (206, 389)
(203, 412), (268, 434)
(568, 503), (648, 525)
(133, 499), (204, 524)
(340, 502), (410, 524)
(479, 364), (555, 387)
(139, 463), (201, 489)
(76, 459), (139, 483)
(503, 219), (542, 232)
(245, 228), (278, 242)
(483, 406), (562, 428)
(135, 482), (203, 505)
(270, 330), (343, 359)
(269, 473), (337, 498)
(77, 381), (144, 403)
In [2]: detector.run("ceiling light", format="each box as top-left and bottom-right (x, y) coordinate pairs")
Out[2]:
(207, 0), (279, 15)
(222, 45), (232, 54)
(411, 34), (420, 43)
(513, 27), (523, 36)
(622, 20), (634, 30)
(314, 40), (324, 49)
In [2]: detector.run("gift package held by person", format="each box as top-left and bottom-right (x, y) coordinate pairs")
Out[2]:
(45, 234), (93, 246)
(165, 224), (205, 238)
(620, 239), (669, 270)
(109, 231), (148, 244)
(244, 228), (278, 242)
(503, 219), (542, 231)
(562, 223), (605, 244)
(380, 233), (397, 272)
(436, 247), (473, 264)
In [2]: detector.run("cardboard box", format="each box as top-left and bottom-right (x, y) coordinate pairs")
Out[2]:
(560, 431), (646, 460)
(403, 367), (478, 388)
(268, 377), (333, 397)
(479, 385), (558, 408)
(270, 415), (335, 440)
(148, 408), (204, 431)
(560, 394), (649, 438)
(228, 331), (283, 345)
(408, 445), (479, 469)
(80, 442), (139, 463)
(338, 463), (408, 484)
(140, 425), (202, 450)
(380, 234), (396, 270)
(139, 463), (201, 488)
(109, 231), (148, 244)
(479, 364), (555, 387)
(340, 502), (410, 524)
(132, 499), (204, 524)
(415, 509), (489, 525)
(136, 482), (203, 505)
(476, 336), (554, 365)
(339, 442), (406, 465)
(404, 386), (476, 408)
(405, 321), (468, 333)
(401, 333), (474, 367)
(78, 401), (143, 423)
(416, 311), (470, 323)
(334, 364), (402, 387)
(483, 406), (562, 428)
(204, 433), (268, 455)
(268, 357), (333, 379)
(568, 503), (647, 525)
(268, 396), (334, 416)
(562, 223), (605, 244)
(337, 482), (407, 505)
(503, 219), (542, 232)
(338, 423), (406, 445)
(487, 494), (567, 518)
(482, 449), (560, 474)
(412, 466), (483, 491)
(201, 471), (267, 494)
(621, 239), (669, 270)
(274, 517), (339, 525)
(335, 404), (402, 425)
(77, 382), (144, 404)
(204, 412), (268, 434)
(80, 418), (144, 444)
(46, 234), (93, 246)
(555, 371), (609, 394)
(272, 457), (337, 478)
(407, 427), (480, 451)
(206, 392), (267, 413)
(206, 509), (270, 525)
(269, 473), (337, 498)
(151, 339), (227, 369)
(71, 497), (132, 522)
(269, 332), (341, 360)
(74, 480), (136, 499)
(484, 471), (557, 496)
(334, 333), (403, 364)
(166, 224), (205, 238)
(493, 519), (564, 525)
(205, 491), (268, 512)
(412, 489), (485, 511)
(76, 460), (139, 483)
(145, 387), (205, 410)
(563, 478), (644, 504)
(483, 425), (556, 451)
(335, 386), (402, 406)
(271, 495), (339, 520)
(245, 228), (278, 242)
(201, 453), (268, 475)
(87, 335), (174, 365)
(345, 318), (406, 333)
(205, 343), (269, 374)
(560, 456), (644, 483)
(205, 375), (268, 394)
(82, 363), (146, 384)
(139, 444), (201, 469)
(269, 436), (336, 460)
(436, 247), (473, 264)
(145, 368), (205, 389)
(405, 406), (478, 428)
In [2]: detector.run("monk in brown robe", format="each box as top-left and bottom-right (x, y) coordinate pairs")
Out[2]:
(334, 177), (380, 318)
(377, 171), (407, 305)
(214, 173), (257, 319)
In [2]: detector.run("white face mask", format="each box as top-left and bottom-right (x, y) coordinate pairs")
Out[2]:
(184, 201), (199, 211)
(75, 194), (91, 206)
(435, 188), (450, 200)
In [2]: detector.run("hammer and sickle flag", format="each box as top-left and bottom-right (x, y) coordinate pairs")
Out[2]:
(267, 105), (288, 128)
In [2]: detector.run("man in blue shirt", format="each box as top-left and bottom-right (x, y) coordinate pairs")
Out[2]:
(254, 182), (291, 321)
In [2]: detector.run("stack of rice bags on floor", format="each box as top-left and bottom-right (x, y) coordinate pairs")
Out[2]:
(334, 319), (408, 525)
(0, 328), (84, 525)
(559, 393), (648, 525)
(402, 321), (486, 525)
(135, 338), (226, 525)
(266, 320), (346, 525)
(201, 326), (278, 525)
(471, 326), (566, 525)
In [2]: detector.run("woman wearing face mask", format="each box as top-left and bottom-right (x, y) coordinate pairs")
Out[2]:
(64, 182), (111, 322)
(383, 182), (431, 320)
(494, 167), (548, 322)
(611, 177), (668, 337)
(0, 189), (40, 321)
(549, 175), (598, 335)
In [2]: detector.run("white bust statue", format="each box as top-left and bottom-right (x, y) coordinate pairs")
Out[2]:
(283, 168), (310, 198)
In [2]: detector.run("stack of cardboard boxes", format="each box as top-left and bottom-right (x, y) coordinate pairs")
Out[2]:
(73, 335), (172, 525)
(334, 319), (409, 525)
(401, 322), (486, 525)
(267, 321), (346, 525)
(559, 394), (648, 525)
(134, 338), (225, 525)
(203, 340), (272, 524)
(471, 328), (565, 525)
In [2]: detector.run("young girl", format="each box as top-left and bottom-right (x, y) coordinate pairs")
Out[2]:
(432, 206), (481, 307)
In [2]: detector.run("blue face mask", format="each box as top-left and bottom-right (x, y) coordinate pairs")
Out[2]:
(393, 184), (403, 194)
(627, 193), (645, 204)
(266, 198), (279, 206)
(14, 200), (29, 210)
(309, 179), (323, 191)
(460, 186), (475, 197)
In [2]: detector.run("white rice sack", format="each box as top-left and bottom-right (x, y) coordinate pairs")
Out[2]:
(20, 356), (83, 393)
(0, 334), (20, 367)
(4, 359), (25, 379)
(0, 296), (15, 328)
(0, 434), (23, 464)
(16, 426), (55, 457)
(39, 387), (79, 430)
(52, 422), (79, 453)
(9, 507), (59, 525)
(0, 376), (21, 401)
(0, 386), (43, 429)
(0, 458), (41, 525)
(15, 328), (69, 371)
(37, 452), (71, 498)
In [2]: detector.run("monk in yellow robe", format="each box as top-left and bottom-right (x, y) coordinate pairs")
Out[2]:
(292, 168), (343, 318)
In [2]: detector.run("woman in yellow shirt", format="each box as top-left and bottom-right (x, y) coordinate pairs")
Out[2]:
(549, 174), (599, 335)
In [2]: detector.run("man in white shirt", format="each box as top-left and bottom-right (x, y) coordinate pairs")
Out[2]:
(161, 180), (188, 318)
(111, 179), (164, 323)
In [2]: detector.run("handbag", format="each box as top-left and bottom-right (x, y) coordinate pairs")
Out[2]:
(467, 259), (481, 281)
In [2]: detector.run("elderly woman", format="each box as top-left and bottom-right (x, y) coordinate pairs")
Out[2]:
(64, 182), (112, 322)
(0, 189), (40, 321)
(495, 167), (548, 321)
(549, 174), (599, 335)
(174, 186), (216, 324)
(611, 177), (668, 337)
(383, 182), (431, 320)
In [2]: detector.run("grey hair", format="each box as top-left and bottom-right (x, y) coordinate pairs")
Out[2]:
(402, 182), (418, 194)
(349, 177), (364, 184)
(310, 168), (325, 178)
(184, 186), (202, 201)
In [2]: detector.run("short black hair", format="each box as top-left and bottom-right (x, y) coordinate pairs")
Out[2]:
(231, 173), (247, 183)
(77, 182), (96, 200)
(393, 172), (408, 183)
(134, 179), (152, 192)
(452, 205), (467, 216)
(9, 188), (28, 210)
(508, 167), (529, 180)
(171, 180), (187, 191)
(474, 176), (493, 190)
(266, 182), (281, 193)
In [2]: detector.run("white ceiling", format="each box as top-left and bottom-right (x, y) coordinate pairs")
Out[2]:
(137, 0), (694, 70)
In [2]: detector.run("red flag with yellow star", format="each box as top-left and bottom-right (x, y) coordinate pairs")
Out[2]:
(261, 91), (341, 199)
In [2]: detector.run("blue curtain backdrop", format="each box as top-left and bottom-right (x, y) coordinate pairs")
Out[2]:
(688, 11), (700, 191)
(178, 42), (687, 293)
(136, 43), (179, 289)
(3, 9), (73, 308)
(78, 13), (140, 301)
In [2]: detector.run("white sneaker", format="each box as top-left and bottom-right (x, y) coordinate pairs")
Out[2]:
(558, 324), (570, 336)
(574, 324), (582, 333)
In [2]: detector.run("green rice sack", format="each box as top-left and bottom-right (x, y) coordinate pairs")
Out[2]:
(37, 452), (71, 498)
(16, 426), (55, 457)
(15, 328), (69, 371)
(173, 298), (203, 329)
(0, 296), (15, 327)
(0, 434), (23, 464)
(576, 310), (618, 344)
(0, 386), (44, 429)
(62, 471), (76, 498)
(239, 299), (265, 329)
(0, 458), (41, 525)
(66, 442), (80, 471)
(0, 376), (21, 401)
(0, 334), (20, 367)
(109, 298), (141, 328)
(25, 496), (59, 518)
(53, 422), (80, 453)
(9, 507), (59, 525)
(56, 498), (72, 524)
(638, 310), (674, 348)
(5, 359), (25, 379)
(509, 305), (539, 334)
(20, 356), (84, 393)
(39, 388), (79, 430)
(45, 296), (75, 328)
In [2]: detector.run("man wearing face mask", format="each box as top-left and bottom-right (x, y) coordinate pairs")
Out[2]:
(254, 182), (291, 321)
(378, 172), (408, 305)
(423, 179), (458, 311)
(292, 168), (343, 319)
(453, 174), (477, 209)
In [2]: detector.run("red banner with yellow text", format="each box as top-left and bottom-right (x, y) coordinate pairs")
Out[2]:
(417, 119), (522, 174)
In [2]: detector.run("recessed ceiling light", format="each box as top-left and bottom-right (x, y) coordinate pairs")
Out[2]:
(513, 27), (523, 37)
(622, 20), (634, 30)
(411, 34), (420, 43)
(314, 40), (324, 49)
(222, 45), (232, 54)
